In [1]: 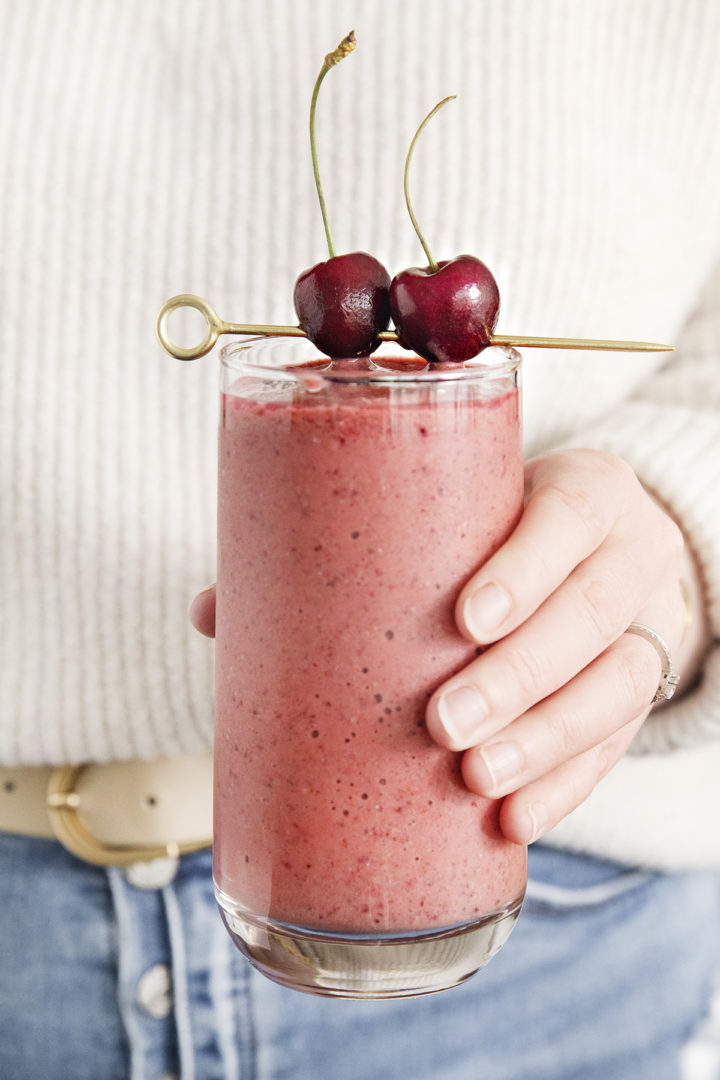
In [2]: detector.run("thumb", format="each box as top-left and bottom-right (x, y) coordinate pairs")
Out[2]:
(189, 584), (217, 638)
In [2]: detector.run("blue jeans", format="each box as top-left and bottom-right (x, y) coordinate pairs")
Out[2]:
(0, 833), (718, 1080)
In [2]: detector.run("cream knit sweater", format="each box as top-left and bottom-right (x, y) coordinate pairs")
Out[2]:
(2, 0), (719, 869)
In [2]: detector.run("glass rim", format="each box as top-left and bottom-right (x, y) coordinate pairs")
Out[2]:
(219, 336), (522, 385)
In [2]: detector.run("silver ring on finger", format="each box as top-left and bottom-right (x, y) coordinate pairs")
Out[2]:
(625, 622), (680, 704)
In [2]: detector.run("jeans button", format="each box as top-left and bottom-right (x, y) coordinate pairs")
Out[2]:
(125, 855), (179, 890)
(136, 963), (173, 1019)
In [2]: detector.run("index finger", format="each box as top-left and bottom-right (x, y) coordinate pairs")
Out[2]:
(455, 450), (636, 644)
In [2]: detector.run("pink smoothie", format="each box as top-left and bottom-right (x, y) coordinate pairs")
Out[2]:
(214, 358), (526, 935)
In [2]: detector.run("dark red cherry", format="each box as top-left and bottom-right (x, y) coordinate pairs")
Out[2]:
(390, 255), (500, 363)
(294, 35), (390, 358)
(294, 252), (391, 357)
(391, 98), (500, 362)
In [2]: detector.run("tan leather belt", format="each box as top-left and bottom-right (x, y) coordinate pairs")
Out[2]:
(0, 754), (213, 867)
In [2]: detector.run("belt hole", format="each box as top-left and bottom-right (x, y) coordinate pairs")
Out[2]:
(3, 781), (16, 793)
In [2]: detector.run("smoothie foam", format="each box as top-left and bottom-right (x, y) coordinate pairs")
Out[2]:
(214, 360), (526, 934)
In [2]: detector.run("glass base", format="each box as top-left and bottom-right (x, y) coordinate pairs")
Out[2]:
(215, 886), (524, 999)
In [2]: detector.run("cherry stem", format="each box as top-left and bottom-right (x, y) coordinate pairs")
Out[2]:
(309, 30), (356, 259)
(403, 95), (456, 272)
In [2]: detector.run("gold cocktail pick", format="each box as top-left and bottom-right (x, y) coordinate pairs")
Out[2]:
(488, 334), (672, 353)
(155, 293), (674, 361)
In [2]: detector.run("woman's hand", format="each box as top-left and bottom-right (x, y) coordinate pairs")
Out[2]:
(190, 449), (705, 847)
(425, 448), (697, 846)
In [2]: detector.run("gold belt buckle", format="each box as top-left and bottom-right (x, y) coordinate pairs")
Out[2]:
(46, 764), (211, 868)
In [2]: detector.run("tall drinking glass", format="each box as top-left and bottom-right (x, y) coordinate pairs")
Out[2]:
(214, 338), (526, 998)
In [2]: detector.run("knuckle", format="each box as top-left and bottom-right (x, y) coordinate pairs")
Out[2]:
(515, 543), (558, 600)
(562, 762), (598, 816)
(570, 736), (621, 807)
(531, 450), (640, 544)
(546, 708), (583, 759)
(573, 572), (622, 642)
(594, 741), (614, 782)
(599, 451), (636, 487)
(502, 644), (548, 702)
(657, 511), (685, 562)
(600, 452), (642, 502)
(571, 448), (637, 493)
(538, 480), (607, 539)
(615, 641), (660, 713)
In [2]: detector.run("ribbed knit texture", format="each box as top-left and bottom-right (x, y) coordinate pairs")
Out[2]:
(2, 0), (720, 863)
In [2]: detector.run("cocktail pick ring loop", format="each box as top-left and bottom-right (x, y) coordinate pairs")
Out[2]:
(155, 294), (226, 361)
(155, 293), (307, 361)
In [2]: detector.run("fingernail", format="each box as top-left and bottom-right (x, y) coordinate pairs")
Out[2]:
(478, 741), (524, 793)
(526, 801), (548, 844)
(437, 685), (489, 748)
(464, 583), (511, 639)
